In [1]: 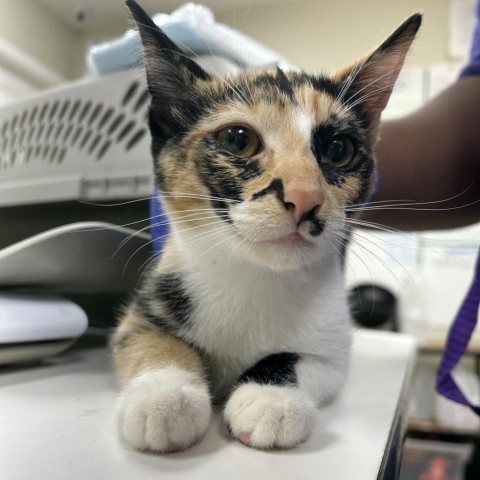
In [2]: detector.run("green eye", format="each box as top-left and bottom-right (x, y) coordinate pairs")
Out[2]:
(324, 136), (355, 167)
(217, 126), (261, 158)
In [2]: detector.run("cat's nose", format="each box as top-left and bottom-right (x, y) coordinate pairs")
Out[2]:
(283, 187), (325, 224)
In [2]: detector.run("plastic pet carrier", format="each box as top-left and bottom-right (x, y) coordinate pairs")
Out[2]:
(0, 70), (153, 208)
(0, 71), (155, 250)
(0, 72), (157, 339)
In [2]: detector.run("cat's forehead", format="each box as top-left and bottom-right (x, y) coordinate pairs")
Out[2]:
(195, 69), (349, 133)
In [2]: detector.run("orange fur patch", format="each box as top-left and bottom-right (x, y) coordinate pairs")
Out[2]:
(112, 309), (206, 386)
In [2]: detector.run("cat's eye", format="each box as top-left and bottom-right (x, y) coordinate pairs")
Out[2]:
(324, 136), (356, 168)
(216, 126), (261, 158)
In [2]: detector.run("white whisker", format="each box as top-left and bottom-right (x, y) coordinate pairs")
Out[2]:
(160, 191), (240, 204)
(344, 67), (400, 106)
(122, 218), (228, 274)
(347, 183), (478, 211)
(347, 198), (480, 213)
(79, 197), (151, 207)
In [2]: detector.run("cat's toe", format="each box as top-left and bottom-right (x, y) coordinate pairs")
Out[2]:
(116, 367), (211, 453)
(224, 383), (315, 449)
(238, 432), (251, 446)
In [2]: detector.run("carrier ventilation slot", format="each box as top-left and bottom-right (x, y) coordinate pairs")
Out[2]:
(0, 82), (150, 169)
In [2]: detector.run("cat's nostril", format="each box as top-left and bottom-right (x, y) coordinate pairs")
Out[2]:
(283, 187), (324, 224)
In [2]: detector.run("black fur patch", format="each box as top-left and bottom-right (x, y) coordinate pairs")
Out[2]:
(134, 294), (169, 330)
(376, 14), (422, 54)
(149, 109), (167, 185)
(254, 69), (295, 101)
(275, 67), (295, 98)
(201, 169), (241, 201)
(237, 352), (299, 385)
(149, 97), (211, 189)
(311, 125), (346, 188)
(349, 151), (375, 200)
(212, 198), (233, 224)
(228, 157), (263, 181)
(309, 75), (339, 99)
(134, 273), (193, 336)
(299, 209), (324, 236)
(129, 0), (212, 155)
(197, 142), (244, 202)
(310, 123), (373, 192)
(251, 178), (285, 202)
(196, 144), (246, 223)
(154, 273), (192, 326)
(310, 220), (325, 236)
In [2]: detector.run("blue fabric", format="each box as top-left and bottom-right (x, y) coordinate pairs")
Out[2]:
(460, 0), (480, 78)
(149, 185), (169, 256)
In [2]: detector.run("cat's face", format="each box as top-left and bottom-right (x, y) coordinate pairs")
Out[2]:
(153, 72), (372, 270)
(127, 0), (420, 271)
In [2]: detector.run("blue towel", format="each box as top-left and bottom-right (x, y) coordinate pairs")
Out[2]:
(88, 3), (290, 76)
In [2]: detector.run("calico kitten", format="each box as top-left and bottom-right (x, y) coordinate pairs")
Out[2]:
(113, 0), (421, 453)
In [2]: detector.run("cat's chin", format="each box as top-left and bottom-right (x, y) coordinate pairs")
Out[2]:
(239, 233), (319, 272)
(257, 232), (306, 247)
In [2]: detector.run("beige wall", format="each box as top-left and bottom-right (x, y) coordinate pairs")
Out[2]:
(214, 0), (451, 74)
(65, 0), (454, 79)
(0, 0), (454, 84)
(0, 0), (83, 84)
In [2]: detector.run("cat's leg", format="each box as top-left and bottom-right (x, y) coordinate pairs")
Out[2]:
(112, 306), (211, 453)
(224, 351), (349, 449)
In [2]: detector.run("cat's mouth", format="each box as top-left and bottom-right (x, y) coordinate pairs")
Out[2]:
(233, 224), (322, 270)
(255, 232), (313, 248)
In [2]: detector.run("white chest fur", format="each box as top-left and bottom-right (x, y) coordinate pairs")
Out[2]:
(178, 237), (352, 393)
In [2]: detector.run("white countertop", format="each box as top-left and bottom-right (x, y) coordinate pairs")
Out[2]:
(0, 330), (416, 480)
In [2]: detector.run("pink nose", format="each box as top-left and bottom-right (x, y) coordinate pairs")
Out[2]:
(283, 187), (325, 224)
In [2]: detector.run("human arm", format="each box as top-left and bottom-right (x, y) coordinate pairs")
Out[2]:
(365, 75), (480, 231)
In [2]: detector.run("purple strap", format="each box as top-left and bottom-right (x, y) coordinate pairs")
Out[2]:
(436, 249), (480, 415)
(459, 0), (480, 79)
(437, 0), (480, 413)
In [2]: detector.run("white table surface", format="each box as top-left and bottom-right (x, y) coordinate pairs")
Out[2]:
(0, 330), (416, 480)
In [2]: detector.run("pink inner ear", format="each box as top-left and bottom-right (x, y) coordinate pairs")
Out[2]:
(340, 15), (421, 122)
(359, 56), (404, 115)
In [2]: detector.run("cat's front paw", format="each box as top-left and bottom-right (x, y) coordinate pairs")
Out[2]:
(224, 383), (315, 449)
(116, 367), (211, 453)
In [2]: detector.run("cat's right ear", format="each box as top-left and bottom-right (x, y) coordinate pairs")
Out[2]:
(125, 0), (210, 137)
(335, 14), (422, 136)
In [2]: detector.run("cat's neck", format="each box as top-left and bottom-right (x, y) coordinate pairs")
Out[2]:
(168, 226), (340, 296)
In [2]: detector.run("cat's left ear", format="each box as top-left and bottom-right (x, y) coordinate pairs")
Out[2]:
(337, 14), (422, 132)
(125, 0), (211, 136)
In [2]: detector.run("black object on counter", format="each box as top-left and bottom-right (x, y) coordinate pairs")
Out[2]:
(349, 284), (397, 331)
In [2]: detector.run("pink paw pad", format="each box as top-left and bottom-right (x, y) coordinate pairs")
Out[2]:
(238, 433), (251, 446)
